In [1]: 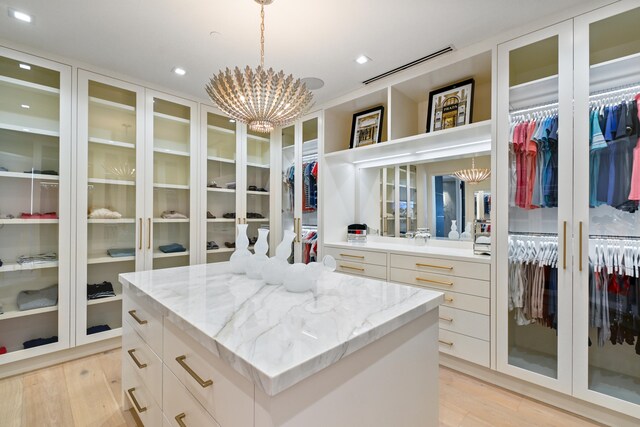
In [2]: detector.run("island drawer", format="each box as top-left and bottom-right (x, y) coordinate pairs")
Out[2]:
(123, 357), (162, 427)
(336, 261), (387, 280)
(324, 246), (387, 266)
(389, 253), (490, 280)
(423, 289), (489, 316)
(163, 365), (221, 427)
(390, 268), (489, 298)
(123, 288), (163, 357)
(163, 319), (254, 427)
(123, 320), (162, 407)
(438, 306), (490, 341)
(438, 329), (490, 367)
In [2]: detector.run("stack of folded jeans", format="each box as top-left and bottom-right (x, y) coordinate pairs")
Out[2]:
(87, 324), (111, 335)
(87, 281), (116, 300)
(159, 243), (186, 253)
(16, 252), (57, 265)
(107, 248), (135, 257)
(24, 336), (58, 349)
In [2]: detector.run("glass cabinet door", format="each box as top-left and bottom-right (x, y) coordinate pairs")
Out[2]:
(574, 4), (640, 415)
(496, 21), (574, 391)
(204, 110), (238, 263)
(399, 166), (408, 237)
(300, 117), (319, 263)
(148, 94), (197, 270)
(281, 125), (296, 263)
(408, 165), (418, 234)
(245, 129), (271, 254)
(0, 50), (70, 360)
(381, 166), (396, 236)
(77, 73), (143, 344)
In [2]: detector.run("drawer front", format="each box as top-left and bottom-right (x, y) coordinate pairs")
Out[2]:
(438, 306), (490, 341)
(438, 329), (490, 367)
(123, 356), (162, 427)
(324, 246), (387, 266)
(123, 288), (163, 357)
(336, 261), (387, 280)
(390, 267), (489, 298)
(164, 319), (254, 427)
(421, 289), (489, 315)
(390, 253), (490, 280)
(163, 365), (221, 427)
(123, 320), (162, 407)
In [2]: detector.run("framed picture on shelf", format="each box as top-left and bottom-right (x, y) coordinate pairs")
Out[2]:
(426, 79), (474, 133)
(349, 105), (384, 149)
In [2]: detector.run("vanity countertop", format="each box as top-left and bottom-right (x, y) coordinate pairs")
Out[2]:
(324, 240), (491, 264)
(119, 262), (443, 396)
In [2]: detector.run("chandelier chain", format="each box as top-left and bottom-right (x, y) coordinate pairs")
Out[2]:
(260, 4), (265, 69)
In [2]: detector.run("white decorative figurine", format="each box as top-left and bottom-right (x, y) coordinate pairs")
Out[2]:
(229, 224), (251, 273)
(246, 228), (269, 279)
(261, 230), (296, 285)
(460, 221), (472, 241)
(448, 219), (460, 240)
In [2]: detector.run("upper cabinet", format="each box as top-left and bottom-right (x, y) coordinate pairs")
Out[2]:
(0, 48), (71, 362)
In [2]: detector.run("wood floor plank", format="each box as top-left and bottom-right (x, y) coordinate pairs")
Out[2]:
(0, 375), (23, 427)
(98, 349), (125, 407)
(22, 366), (75, 427)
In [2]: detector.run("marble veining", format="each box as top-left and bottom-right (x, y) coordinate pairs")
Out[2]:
(119, 262), (442, 396)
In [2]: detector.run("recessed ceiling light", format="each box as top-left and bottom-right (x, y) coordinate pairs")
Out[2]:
(172, 67), (186, 76)
(19, 63), (31, 70)
(9, 9), (33, 23)
(355, 55), (371, 65)
(21, 104), (30, 109)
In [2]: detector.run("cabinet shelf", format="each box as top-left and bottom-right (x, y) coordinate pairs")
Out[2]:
(153, 250), (189, 259)
(153, 112), (189, 124)
(0, 122), (60, 138)
(0, 260), (59, 273)
(0, 171), (60, 181)
(247, 134), (269, 143)
(153, 183), (189, 190)
(207, 218), (235, 223)
(0, 75), (60, 95)
(246, 190), (270, 196)
(324, 120), (491, 166)
(0, 304), (58, 321)
(88, 178), (135, 186)
(153, 218), (190, 223)
(207, 124), (235, 135)
(87, 254), (135, 264)
(88, 136), (135, 150)
(207, 156), (235, 164)
(207, 247), (235, 254)
(207, 187), (235, 193)
(154, 147), (190, 157)
(246, 162), (270, 169)
(89, 96), (135, 112)
(87, 218), (135, 224)
(87, 294), (123, 306)
(246, 218), (269, 223)
(0, 219), (59, 224)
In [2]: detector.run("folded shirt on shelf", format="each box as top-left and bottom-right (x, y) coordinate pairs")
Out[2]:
(88, 208), (122, 219)
(87, 324), (111, 335)
(24, 169), (58, 176)
(226, 182), (236, 189)
(161, 210), (188, 219)
(23, 336), (58, 349)
(107, 248), (135, 257)
(16, 252), (58, 265)
(0, 346), (6, 354)
(207, 241), (219, 250)
(20, 212), (58, 219)
(159, 243), (186, 253)
(17, 284), (58, 311)
(87, 281), (116, 300)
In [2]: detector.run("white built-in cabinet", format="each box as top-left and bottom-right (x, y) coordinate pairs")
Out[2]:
(497, 0), (640, 418)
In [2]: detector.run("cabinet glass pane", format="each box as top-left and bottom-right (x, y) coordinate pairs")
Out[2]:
(381, 167), (395, 236)
(507, 36), (560, 379)
(282, 125), (295, 263)
(408, 165), (418, 234)
(206, 112), (237, 263)
(0, 55), (61, 353)
(246, 129), (270, 252)
(152, 98), (191, 269)
(301, 118), (318, 263)
(399, 166), (408, 236)
(587, 7), (640, 405)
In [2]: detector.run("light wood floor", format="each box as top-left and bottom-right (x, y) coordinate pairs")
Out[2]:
(0, 348), (600, 427)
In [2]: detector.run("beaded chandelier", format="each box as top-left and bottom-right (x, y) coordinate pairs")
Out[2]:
(205, 0), (313, 134)
(453, 158), (491, 185)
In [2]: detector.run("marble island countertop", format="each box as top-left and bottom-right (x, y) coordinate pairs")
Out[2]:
(119, 262), (442, 396)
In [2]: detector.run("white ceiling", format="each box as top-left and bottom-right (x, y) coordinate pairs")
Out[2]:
(0, 0), (609, 106)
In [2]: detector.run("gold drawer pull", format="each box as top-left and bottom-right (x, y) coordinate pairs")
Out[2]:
(340, 253), (365, 259)
(340, 264), (365, 272)
(176, 355), (213, 388)
(127, 387), (147, 413)
(444, 296), (454, 303)
(439, 316), (454, 322)
(416, 277), (453, 286)
(416, 262), (453, 270)
(175, 413), (187, 427)
(127, 349), (147, 369)
(128, 310), (148, 325)
(439, 339), (454, 347)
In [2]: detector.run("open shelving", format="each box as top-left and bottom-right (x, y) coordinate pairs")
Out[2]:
(86, 294), (123, 306)
(0, 305), (58, 321)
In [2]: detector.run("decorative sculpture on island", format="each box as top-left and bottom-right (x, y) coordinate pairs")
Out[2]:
(229, 223), (251, 273)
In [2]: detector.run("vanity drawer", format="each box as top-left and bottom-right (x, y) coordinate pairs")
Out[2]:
(390, 267), (489, 298)
(324, 246), (387, 266)
(438, 329), (490, 367)
(123, 356), (162, 427)
(122, 320), (162, 407)
(438, 306), (490, 341)
(163, 365), (221, 427)
(123, 288), (163, 357)
(390, 253), (489, 280)
(336, 261), (387, 280)
(164, 319), (254, 427)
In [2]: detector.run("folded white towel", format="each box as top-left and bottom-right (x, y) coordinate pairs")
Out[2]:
(89, 208), (122, 219)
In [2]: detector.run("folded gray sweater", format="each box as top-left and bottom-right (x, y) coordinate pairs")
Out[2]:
(17, 284), (58, 311)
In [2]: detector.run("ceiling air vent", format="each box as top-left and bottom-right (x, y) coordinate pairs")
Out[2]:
(362, 46), (455, 85)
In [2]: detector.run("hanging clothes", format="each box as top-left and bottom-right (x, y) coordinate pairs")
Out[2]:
(301, 230), (318, 264)
(283, 160), (318, 213)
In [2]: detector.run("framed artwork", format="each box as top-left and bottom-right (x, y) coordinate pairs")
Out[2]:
(426, 79), (474, 133)
(349, 106), (384, 149)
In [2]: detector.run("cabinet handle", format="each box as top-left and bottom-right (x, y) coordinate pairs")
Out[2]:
(340, 264), (365, 272)
(340, 253), (365, 259)
(175, 413), (187, 427)
(128, 310), (148, 325)
(439, 316), (454, 322)
(127, 388), (147, 413)
(563, 221), (567, 270)
(175, 355), (213, 388)
(444, 296), (454, 303)
(579, 221), (583, 272)
(439, 340), (454, 347)
(127, 349), (147, 369)
(138, 218), (143, 250)
(147, 218), (151, 250)
(416, 263), (453, 270)
(416, 277), (453, 286)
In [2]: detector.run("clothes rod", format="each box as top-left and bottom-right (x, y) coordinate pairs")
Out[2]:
(589, 234), (640, 241)
(589, 81), (640, 99)
(508, 231), (557, 237)
(509, 102), (558, 115)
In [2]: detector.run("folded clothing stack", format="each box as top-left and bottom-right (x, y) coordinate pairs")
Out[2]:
(24, 336), (58, 349)
(161, 210), (188, 219)
(87, 324), (111, 335)
(24, 169), (58, 176)
(107, 248), (135, 257)
(226, 182), (236, 189)
(17, 252), (57, 265)
(17, 284), (58, 311)
(87, 281), (115, 300)
(88, 208), (122, 219)
(159, 243), (186, 253)
(207, 241), (219, 250)
(20, 212), (58, 219)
